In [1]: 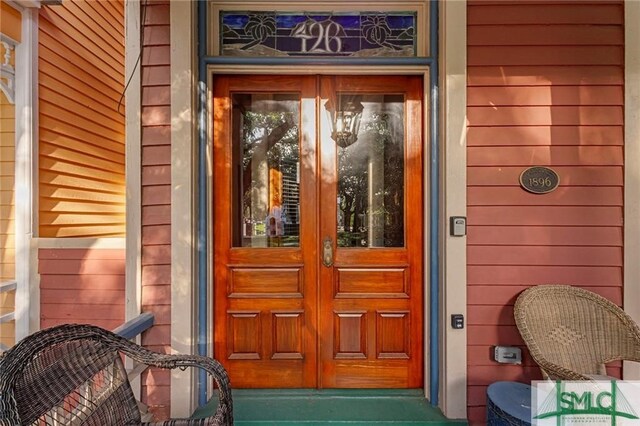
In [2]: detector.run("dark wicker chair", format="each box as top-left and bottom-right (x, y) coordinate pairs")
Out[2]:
(514, 285), (640, 380)
(0, 324), (232, 425)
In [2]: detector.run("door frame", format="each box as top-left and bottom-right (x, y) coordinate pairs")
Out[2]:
(206, 65), (433, 391)
(165, 0), (471, 419)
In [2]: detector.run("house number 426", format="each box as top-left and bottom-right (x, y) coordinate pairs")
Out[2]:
(292, 20), (343, 53)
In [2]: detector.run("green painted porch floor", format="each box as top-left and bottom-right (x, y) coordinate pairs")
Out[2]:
(192, 389), (468, 425)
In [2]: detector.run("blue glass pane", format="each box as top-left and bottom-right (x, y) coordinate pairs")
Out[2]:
(220, 11), (417, 57)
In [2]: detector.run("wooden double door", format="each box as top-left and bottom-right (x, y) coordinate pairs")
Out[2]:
(213, 75), (423, 388)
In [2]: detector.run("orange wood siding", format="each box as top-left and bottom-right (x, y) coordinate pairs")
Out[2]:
(39, 248), (125, 330)
(1, 91), (16, 349)
(466, 1), (624, 423)
(0, 1), (21, 42)
(141, 1), (171, 420)
(0, 2), (19, 348)
(38, 0), (125, 238)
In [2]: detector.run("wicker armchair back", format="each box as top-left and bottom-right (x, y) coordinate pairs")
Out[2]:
(514, 285), (640, 380)
(0, 324), (232, 425)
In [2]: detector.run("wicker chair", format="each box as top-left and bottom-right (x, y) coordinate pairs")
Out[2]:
(514, 285), (640, 380)
(0, 324), (232, 425)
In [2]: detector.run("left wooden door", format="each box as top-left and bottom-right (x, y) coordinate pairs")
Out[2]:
(213, 75), (319, 387)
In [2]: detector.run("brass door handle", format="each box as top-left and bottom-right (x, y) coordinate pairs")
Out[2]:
(322, 237), (333, 267)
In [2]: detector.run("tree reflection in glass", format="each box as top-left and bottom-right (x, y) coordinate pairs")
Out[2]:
(231, 93), (300, 248)
(336, 94), (405, 248)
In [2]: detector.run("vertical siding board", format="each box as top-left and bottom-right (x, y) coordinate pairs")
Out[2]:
(38, 0), (125, 238)
(140, 0), (171, 419)
(466, 1), (624, 422)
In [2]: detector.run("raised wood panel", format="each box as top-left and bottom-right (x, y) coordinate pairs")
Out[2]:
(227, 312), (261, 360)
(468, 166), (623, 186)
(335, 268), (407, 298)
(271, 311), (304, 359)
(39, 0), (125, 238)
(334, 312), (367, 359)
(230, 268), (302, 298)
(376, 312), (409, 359)
(468, 66), (623, 87)
(468, 25), (623, 46)
(468, 265), (622, 286)
(467, 187), (622, 206)
(468, 206), (622, 226)
(467, 226), (623, 247)
(467, 86), (623, 107)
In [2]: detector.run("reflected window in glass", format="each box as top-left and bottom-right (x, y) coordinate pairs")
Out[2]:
(231, 93), (301, 248)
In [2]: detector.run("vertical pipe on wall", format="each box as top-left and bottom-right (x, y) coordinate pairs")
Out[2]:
(429, 0), (440, 407)
(197, 0), (208, 407)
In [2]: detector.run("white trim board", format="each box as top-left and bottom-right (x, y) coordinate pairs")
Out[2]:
(624, 0), (640, 381)
(14, 6), (38, 340)
(440, 0), (467, 419)
(170, 0), (197, 418)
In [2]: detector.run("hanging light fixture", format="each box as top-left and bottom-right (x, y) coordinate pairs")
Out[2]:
(325, 94), (364, 148)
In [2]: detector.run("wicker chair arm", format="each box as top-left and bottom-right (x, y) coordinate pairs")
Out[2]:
(101, 337), (233, 426)
(0, 324), (232, 426)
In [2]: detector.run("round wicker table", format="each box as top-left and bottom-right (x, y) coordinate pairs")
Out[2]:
(486, 381), (532, 426)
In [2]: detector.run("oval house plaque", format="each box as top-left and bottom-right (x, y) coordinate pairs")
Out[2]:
(519, 166), (559, 194)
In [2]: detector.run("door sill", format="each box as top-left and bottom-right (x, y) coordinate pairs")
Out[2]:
(192, 389), (467, 425)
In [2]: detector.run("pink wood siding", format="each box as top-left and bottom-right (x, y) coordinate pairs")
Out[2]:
(141, 0), (171, 420)
(466, 1), (624, 423)
(39, 249), (125, 330)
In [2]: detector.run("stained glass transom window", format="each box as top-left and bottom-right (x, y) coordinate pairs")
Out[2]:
(220, 12), (417, 57)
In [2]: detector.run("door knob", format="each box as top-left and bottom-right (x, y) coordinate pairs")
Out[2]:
(322, 237), (333, 267)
